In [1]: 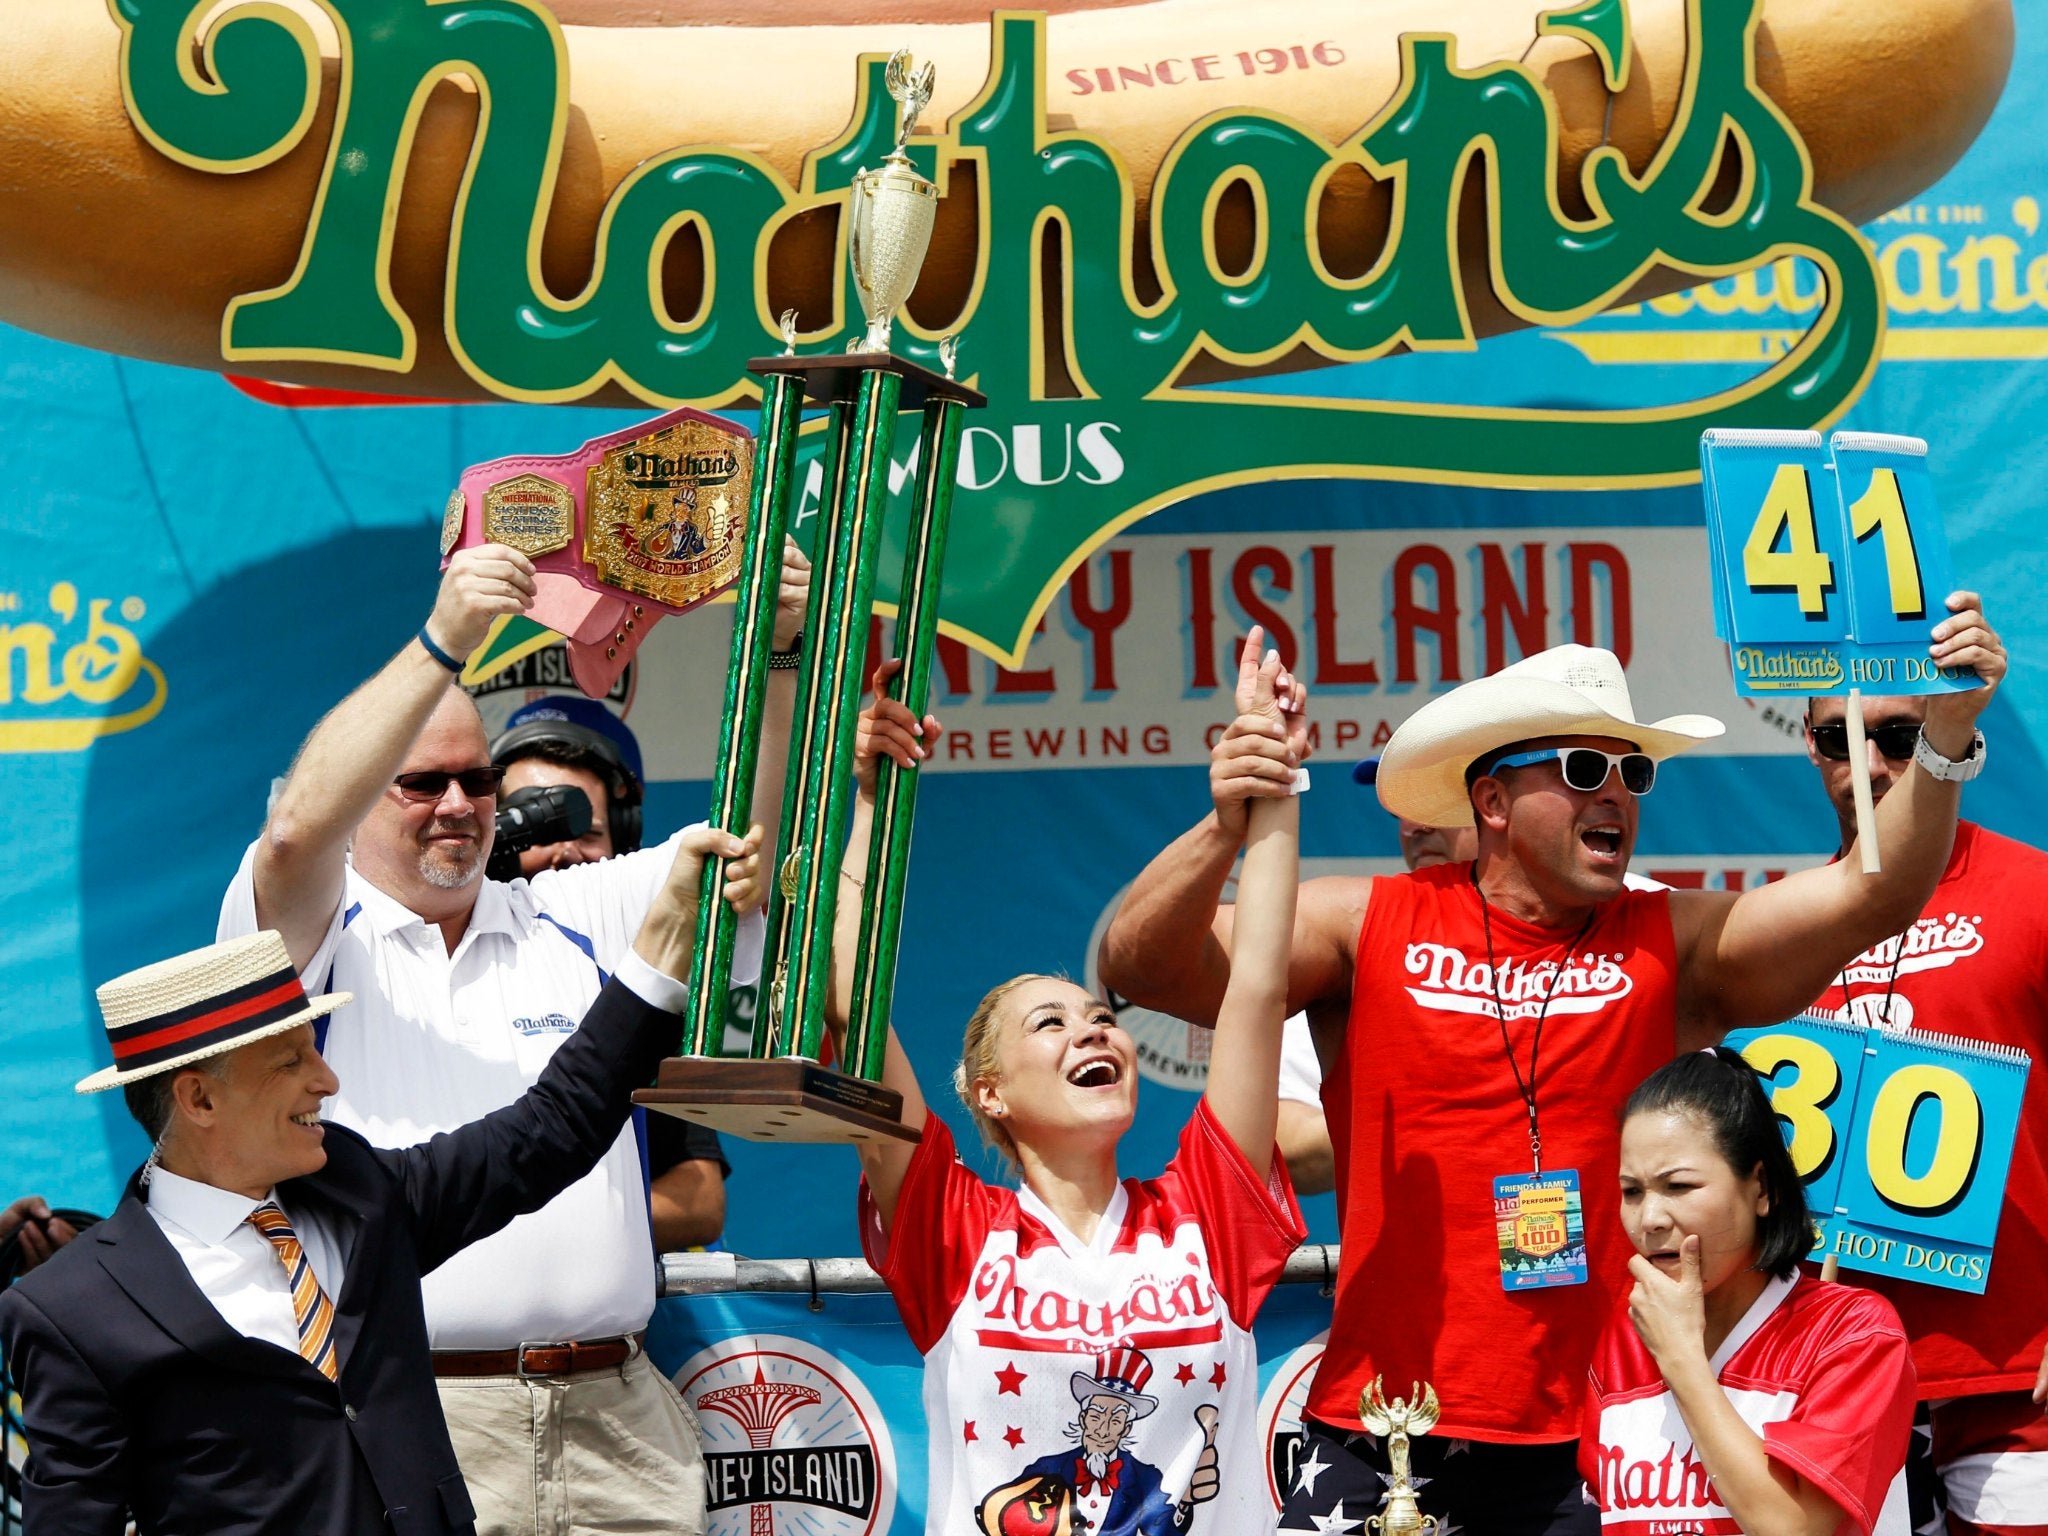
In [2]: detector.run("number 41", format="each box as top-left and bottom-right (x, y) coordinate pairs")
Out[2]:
(1740, 464), (1924, 620)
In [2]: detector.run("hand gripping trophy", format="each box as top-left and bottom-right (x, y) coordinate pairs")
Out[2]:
(635, 49), (984, 1142)
(1361, 1377), (1442, 1535)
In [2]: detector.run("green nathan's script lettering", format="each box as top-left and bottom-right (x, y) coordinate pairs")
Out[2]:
(111, 0), (1882, 664)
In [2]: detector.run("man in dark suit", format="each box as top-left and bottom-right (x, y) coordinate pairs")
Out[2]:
(0, 823), (758, 1535)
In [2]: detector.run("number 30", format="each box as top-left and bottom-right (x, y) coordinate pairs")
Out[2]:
(1742, 1036), (1984, 1216)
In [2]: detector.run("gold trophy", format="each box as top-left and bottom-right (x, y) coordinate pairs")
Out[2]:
(848, 51), (939, 353)
(1361, 1377), (1441, 1535)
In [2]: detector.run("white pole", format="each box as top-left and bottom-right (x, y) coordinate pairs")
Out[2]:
(1844, 688), (1881, 874)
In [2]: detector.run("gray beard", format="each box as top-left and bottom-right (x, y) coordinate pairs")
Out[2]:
(1084, 1451), (1111, 1479)
(417, 843), (482, 890)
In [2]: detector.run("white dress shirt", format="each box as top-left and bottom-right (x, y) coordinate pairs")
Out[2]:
(145, 1169), (349, 1357)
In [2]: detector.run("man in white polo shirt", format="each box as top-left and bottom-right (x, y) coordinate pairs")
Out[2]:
(219, 538), (807, 1535)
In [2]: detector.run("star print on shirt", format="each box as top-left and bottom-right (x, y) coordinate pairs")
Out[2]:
(1305, 1498), (1364, 1534)
(1208, 1362), (1227, 1387)
(963, 1421), (978, 1444)
(1003, 1426), (1026, 1449)
(1174, 1363), (1197, 1386)
(994, 1361), (1027, 1395)
(1293, 1445), (1331, 1497)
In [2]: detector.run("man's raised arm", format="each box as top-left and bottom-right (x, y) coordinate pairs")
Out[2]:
(1671, 591), (2006, 1049)
(253, 546), (535, 968)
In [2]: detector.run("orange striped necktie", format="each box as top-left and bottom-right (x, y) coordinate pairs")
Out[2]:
(247, 1202), (339, 1381)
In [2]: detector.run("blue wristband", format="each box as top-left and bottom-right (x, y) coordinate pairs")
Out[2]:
(417, 626), (462, 673)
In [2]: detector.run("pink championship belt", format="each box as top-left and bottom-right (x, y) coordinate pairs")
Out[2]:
(440, 407), (756, 697)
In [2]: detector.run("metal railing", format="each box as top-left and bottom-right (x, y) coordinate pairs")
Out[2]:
(659, 1243), (1342, 1300)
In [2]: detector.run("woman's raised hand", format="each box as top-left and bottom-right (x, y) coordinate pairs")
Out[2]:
(855, 658), (942, 796)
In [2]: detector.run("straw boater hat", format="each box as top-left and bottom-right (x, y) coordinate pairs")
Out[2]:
(75, 931), (352, 1093)
(1375, 644), (1724, 830)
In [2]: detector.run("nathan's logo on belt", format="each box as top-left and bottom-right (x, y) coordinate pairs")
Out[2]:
(677, 1335), (896, 1536)
(583, 418), (752, 610)
(1402, 943), (1634, 1019)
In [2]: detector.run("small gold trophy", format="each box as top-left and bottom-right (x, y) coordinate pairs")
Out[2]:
(1361, 1377), (1441, 1535)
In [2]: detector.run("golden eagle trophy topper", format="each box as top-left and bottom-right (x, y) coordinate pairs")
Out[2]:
(1361, 1377), (1442, 1535)
(636, 48), (985, 1144)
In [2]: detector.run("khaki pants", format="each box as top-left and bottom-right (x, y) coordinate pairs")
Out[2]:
(436, 1351), (709, 1536)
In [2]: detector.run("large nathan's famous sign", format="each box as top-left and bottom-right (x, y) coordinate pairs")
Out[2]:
(0, 0), (2010, 662)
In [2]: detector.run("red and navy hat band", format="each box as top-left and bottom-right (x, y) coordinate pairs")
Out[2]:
(105, 967), (308, 1070)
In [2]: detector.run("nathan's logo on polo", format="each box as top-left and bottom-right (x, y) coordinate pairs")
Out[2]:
(1733, 646), (1846, 689)
(1403, 943), (1634, 1019)
(511, 1013), (576, 1036)
(111, 0), (1884, 666)
(0, 582), (167, 754)
(677, 1335), (895, 1536)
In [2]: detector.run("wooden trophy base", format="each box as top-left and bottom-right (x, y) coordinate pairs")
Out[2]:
(634, 1058), (919, 1144)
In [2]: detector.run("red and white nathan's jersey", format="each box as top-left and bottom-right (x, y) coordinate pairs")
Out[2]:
(861, 1103), (1304, 1536)
(1812, 821), (2048, 1397)
(1579, 1274), (1917, 1536)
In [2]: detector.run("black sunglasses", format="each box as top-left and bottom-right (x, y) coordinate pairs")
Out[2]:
(1808, 721), (1920, 763)
(392, 766), (506, 801)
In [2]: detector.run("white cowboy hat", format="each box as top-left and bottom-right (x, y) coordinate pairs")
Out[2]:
(1376, 645), (1724, 829)
(76, 931), (352, 1093)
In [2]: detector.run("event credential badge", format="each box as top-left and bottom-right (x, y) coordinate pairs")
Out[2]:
(1494, 1170), (1588, 1291)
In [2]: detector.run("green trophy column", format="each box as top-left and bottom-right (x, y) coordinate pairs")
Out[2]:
(762, 367), (905, 1063)
(843, 395), (967, 1081)
(680, 368), (807, 1058)
(754, 397), (852, 1058)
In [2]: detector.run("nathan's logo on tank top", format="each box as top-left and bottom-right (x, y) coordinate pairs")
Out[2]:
(971, 1247), (1224, 1353)
(1402, 944), (1634, 1019)
(1838, 911), (1985, 1000)
(675, 1335), (896, 1536)
(107, 0), (1882, 668)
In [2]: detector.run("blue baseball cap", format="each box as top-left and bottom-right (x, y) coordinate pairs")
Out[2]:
(1351, 756), (1381, 787)
(498, 695), (645, 785)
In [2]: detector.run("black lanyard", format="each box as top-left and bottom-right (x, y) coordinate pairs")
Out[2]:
(1473, 872), (1597, 1175)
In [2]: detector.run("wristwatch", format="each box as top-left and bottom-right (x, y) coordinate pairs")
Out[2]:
(767, 632), (804, 671)
(1913, 726), (1987, 783)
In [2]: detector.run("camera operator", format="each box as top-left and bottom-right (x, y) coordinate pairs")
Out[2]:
(493, 695), (730, 1253)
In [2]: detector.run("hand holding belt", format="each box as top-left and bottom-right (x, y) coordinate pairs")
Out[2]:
(442, 407), (755, 697)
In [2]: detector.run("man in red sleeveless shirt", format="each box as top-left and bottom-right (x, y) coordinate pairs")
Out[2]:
(1099, 600), (2004, 1536)
(1801, 691), (2047, 1536)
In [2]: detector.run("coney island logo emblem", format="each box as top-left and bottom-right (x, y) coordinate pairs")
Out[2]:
(1403, 943), (1634, 1019)
(676, 1334), (895, 1536)
(1255, 1332), (1327, 1515)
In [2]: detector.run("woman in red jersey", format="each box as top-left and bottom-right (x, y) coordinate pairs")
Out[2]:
(1582, 1049), (1917, 1536)
(829, 635), (1307, 1536)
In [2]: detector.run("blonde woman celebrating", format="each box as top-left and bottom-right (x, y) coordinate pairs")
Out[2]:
(830, 632), (1308, 1536)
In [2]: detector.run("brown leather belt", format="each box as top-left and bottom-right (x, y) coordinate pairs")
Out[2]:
(432, 1332), (644, 1379)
